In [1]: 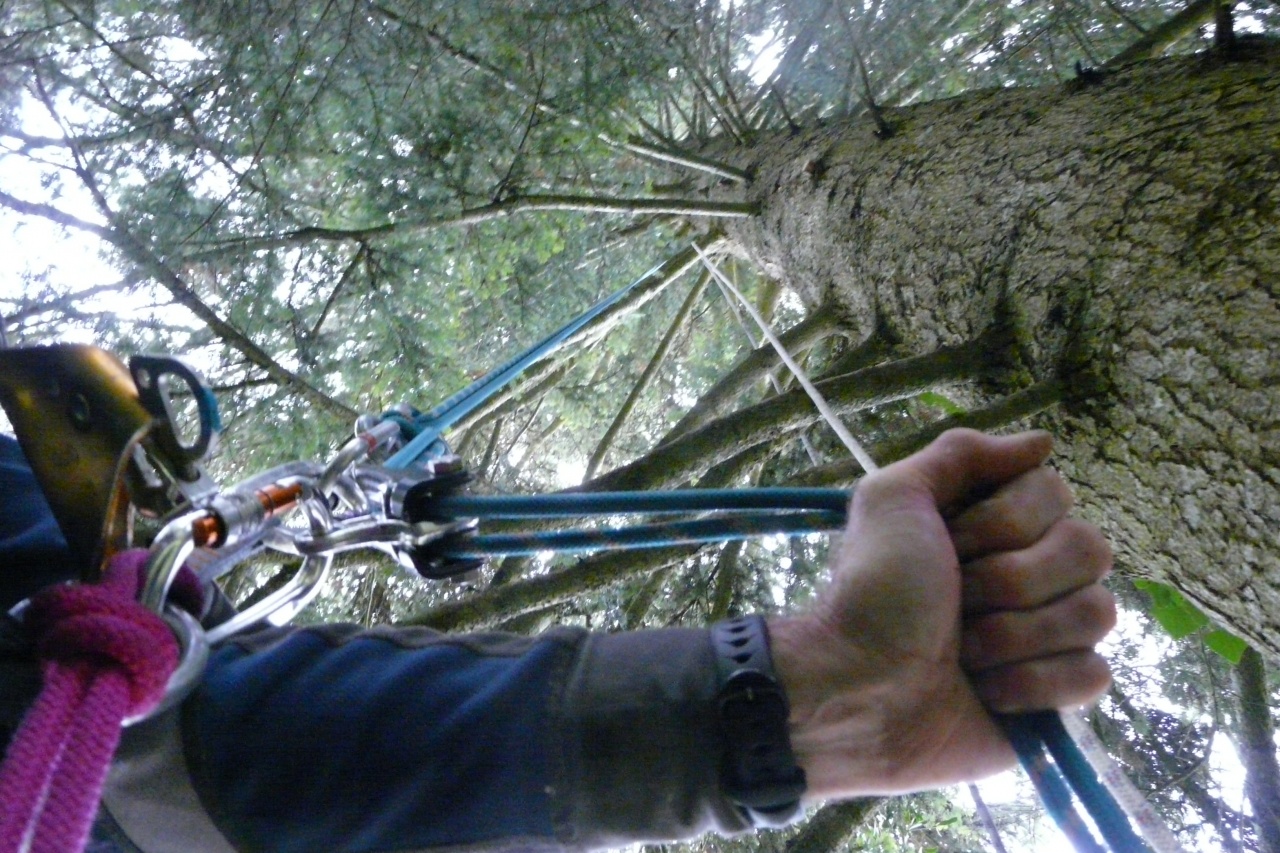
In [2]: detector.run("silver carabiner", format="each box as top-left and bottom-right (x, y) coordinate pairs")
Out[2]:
(124, 605), (209, 727)
(203, 553), (333, 645)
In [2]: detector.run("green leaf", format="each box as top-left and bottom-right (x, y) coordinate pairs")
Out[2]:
(1134, 579), (1209, 639)
(1204, 630), (1248, 664)
(1135, 581), (1247, 663)
(917, 391), (966, 415)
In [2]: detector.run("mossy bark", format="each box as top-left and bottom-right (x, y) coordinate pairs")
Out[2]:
(730, 47), (1280, 658)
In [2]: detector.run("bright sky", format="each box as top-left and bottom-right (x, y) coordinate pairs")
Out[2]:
(0, 103), (134, 342)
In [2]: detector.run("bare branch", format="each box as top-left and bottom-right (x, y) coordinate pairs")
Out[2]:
(587, 333), (1001, 494)
(585, 271), (708, 480)
(0, 188), (112, 237)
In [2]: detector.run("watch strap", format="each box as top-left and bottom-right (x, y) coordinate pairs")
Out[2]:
(711, 615), (806, 826)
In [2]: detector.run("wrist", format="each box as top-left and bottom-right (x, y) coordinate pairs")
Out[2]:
(711, 615), (806, 826)
(767, 614), (901, 800)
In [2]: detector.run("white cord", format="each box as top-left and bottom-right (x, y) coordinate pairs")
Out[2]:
(705, 267), (825, 468)
(695, 244), (1182, 850)
(1061, 710), (1188, 853)
(692, 244), (879, 474)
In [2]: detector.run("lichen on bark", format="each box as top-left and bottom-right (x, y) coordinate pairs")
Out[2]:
(729, 47), (1280, 658)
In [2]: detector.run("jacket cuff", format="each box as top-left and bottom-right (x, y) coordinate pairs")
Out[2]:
(552, 628), (751, 849)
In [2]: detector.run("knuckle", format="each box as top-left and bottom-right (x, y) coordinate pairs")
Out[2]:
(1067, 585), (1117, 638)
(1047, 469), (1075, 511)
(1072, 521), (1114, 575)
(984, 552), (1035, 607)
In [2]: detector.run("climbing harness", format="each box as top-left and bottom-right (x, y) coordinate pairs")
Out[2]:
(0, 245), (1180, 852)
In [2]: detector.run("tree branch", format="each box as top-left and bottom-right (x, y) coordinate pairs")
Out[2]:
(585, 271), (708, 479)
(222, 195), (756, 252)
(368, 4), (749, 182)
(1104, 0), (1222, 68)
(22, 80), (356, 421)
(585, 333), (1000, 493)
(663, 309), (846, 441)
(784, 799), (880, 852)
(1235, 647), (1280, 853)
(0, 189), (112, 237)
(788, 380), (1066, 487)
(403, 544), (698, 631)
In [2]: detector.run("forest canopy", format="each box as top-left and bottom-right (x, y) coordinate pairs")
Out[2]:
(2, 1), (1278, 850)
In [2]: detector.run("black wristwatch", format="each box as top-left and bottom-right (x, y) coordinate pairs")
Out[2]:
(711, 615), (807, 826)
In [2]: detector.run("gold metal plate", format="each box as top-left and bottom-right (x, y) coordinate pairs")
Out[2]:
(0, 345), (153, 579)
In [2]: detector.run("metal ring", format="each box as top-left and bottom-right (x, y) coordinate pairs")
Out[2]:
(8, 590), (208, 728)
(124, 605), (209, 727)
(139, 513), (201, 613)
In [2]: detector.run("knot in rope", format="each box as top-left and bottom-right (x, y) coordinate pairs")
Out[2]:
(25, 580), (177, 719)
(0, 549), (191, 853)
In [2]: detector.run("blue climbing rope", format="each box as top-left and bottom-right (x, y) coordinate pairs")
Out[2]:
(426, 488), (850, 519)
(377, 258), (1163, 853)
(439, 512), (842, 559)
(386, 250), (704, 470)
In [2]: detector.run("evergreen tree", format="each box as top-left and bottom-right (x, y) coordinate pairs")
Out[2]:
(2, 2), (1277, 849)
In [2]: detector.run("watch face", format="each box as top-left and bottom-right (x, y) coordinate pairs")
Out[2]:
(721, 668), (782, 699)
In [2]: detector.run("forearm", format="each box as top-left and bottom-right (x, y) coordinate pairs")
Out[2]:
(121, 623), (751, 852)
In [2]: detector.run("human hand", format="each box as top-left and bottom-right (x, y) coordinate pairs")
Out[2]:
(768, 429), (1115, 799)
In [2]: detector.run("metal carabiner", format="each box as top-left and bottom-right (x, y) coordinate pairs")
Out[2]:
(203, 553), (333, 645)
(123, 605), (209, 727)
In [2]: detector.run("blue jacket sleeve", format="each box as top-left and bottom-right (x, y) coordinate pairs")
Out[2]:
(0, 435), (754, 851)
(0, 435), (74, 609)
(176, 620), (751, 852)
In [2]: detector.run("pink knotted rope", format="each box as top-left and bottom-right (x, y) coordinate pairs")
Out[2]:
(0, 551), (196, 853)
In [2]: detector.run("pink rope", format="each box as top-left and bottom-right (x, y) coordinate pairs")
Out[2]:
(0, 551), (183, 853)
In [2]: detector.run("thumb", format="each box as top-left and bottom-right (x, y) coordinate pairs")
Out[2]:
(891, 429), (1054, 514)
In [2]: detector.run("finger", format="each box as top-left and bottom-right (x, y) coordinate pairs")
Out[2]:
(949, 467), (1074, 561)
(972, 650), (1113, 714)
(962, 518), (1113, 613)
(961, 584), (1117, 671)
(887, 429), (1054, 514)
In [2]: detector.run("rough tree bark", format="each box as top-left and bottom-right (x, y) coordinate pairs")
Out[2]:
(730, 45), (1280, 658)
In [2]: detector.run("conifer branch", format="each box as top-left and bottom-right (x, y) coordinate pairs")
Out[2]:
(370, 4), (748, 182)
(218, 196), (754, 252)
(23, 78), (356, 420)
(1104, 0), (1222, 68)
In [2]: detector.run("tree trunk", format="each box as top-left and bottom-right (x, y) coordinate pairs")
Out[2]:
(731, 46), (1280, 658)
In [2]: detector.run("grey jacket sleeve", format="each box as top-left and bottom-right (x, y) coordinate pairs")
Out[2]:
(105, 623), (757, 852)
(552, 628), (753, 849)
